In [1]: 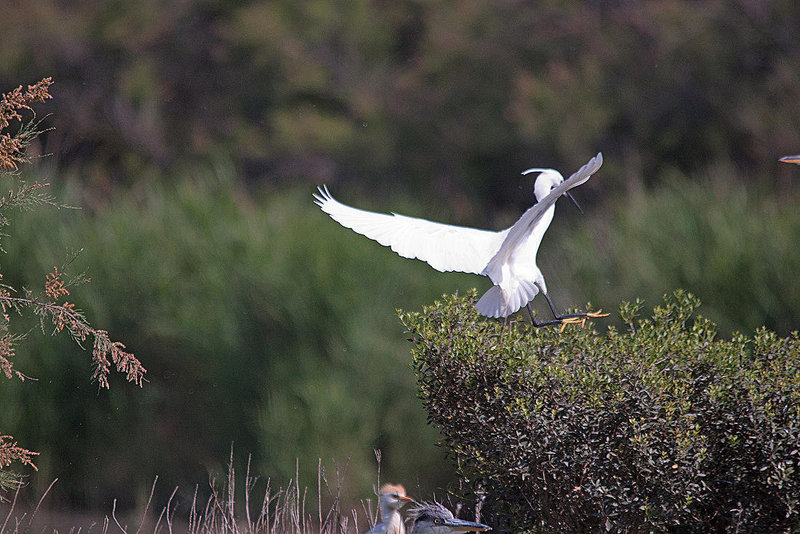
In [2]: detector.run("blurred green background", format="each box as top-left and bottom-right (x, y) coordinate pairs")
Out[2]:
(1, 0), (800, 517)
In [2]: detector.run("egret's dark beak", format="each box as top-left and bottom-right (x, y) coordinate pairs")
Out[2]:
(565, 191), (583, 214)
(780, 155), (800, 165)
(442, 518), (492, 532)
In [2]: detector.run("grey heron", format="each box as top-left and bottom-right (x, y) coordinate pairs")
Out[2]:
(314, 153), (607, 326)
(366, 483), (414, 534)
(408, 502), (491, 533)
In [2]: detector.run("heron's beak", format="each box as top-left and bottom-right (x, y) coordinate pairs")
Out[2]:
(780, 155), (800, 165)
(565, 191), (583, 214)
(442, 518), (492, 532)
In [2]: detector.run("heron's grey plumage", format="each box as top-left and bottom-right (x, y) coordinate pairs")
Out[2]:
(408, 502), (490, 533)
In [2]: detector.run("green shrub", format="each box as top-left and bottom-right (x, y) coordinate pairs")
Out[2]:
(402, 289), (800, 532)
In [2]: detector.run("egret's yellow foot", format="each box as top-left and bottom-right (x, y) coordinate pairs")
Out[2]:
(558, 311), (609, 332)
(559, 316), (585, 332)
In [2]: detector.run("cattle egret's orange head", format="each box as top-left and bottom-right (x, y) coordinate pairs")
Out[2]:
(379, 483), (413, 511)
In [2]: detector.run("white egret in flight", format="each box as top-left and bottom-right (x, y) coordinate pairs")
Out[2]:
(366, 483), (414, 534)
(314, 153), (606, 326)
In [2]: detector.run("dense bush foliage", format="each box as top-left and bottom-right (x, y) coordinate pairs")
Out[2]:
(403, 290), (800, 532)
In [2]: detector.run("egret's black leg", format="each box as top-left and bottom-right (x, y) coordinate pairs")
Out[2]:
(526, 303), (565, 327)
(542, 292), (588, 321)
(528, 293), (609, 328)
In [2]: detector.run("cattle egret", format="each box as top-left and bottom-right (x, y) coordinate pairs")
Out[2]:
(366, 483), (414, 534)
(314, 153), (606, 326)
(408, 502), (491, 533)
(780, 155), (800, 165)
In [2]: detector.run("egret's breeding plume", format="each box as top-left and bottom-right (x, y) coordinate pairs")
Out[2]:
(408, 502), (491, 533)
(315, 153), (606, 326)
(780, 155), (800, 165)
(366, 483), (414, 534)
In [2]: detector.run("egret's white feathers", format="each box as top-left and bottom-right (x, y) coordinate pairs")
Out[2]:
(482, 152), (603, 280)
(474, 286), (505, 318)
(314, 185), (508, 274)
(314, 153), (603, 318)
(364, 483), (412, 534)
(475, 279), (542, 318)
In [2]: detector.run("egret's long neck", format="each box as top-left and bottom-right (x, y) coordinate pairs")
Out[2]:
(379, 506), (405, 534)
(528, 203), (556, 261)
(379, 500), (392, 521)
(380, 500), (402, 525)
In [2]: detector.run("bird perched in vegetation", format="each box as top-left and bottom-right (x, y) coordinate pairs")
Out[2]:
(366, 483), (414, 534)
(779, 155), (800, 165)
(408, 502), (491, 533)
(314, 153), (607, 326)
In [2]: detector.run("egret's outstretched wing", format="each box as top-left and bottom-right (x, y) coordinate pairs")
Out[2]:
(482, 152), (603, 276)
(314, 186), (507, 274)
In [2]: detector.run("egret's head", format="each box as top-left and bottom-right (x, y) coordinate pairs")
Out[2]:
(780, 155), (800, 165)
(523, 167), (582, 212)
(523, 168), (564, 202)
(409, 502), (491, 533)
(378, 483), (413, 511)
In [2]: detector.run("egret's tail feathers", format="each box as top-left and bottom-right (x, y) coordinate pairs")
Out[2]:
(475, 286), (507, 318)
(475, 281), (540, 318)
